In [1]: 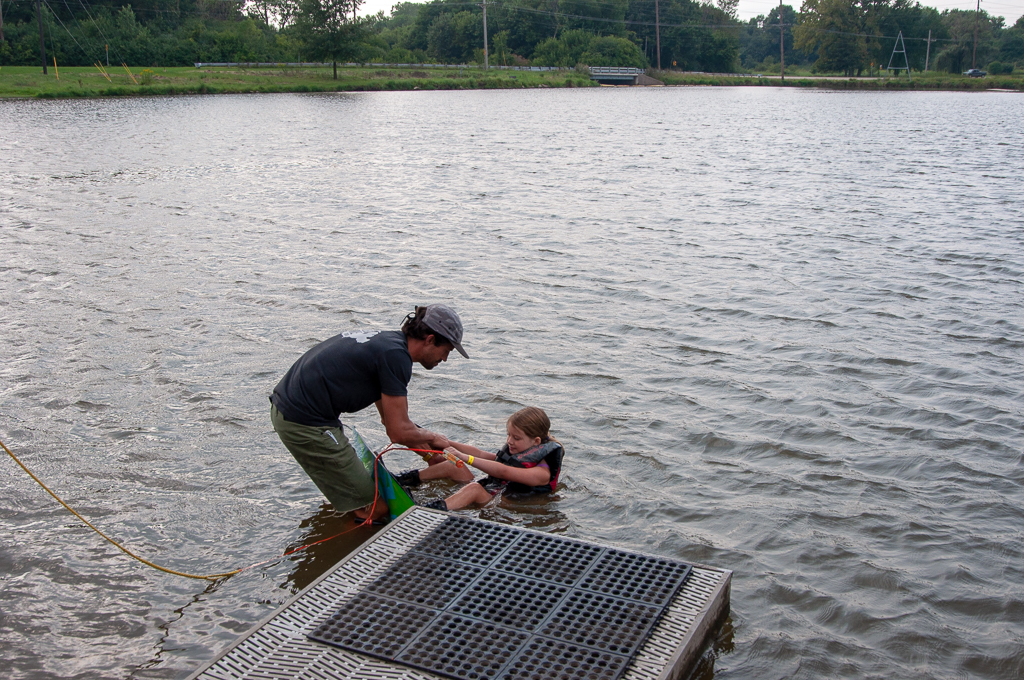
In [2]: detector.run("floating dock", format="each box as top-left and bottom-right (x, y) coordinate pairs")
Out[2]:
(188, 507), (731, 680)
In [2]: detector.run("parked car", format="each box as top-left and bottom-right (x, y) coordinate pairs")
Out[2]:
(963, 69), (987, 77)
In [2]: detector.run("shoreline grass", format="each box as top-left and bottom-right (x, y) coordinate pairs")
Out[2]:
(0, 65), (593, 99)
(2, 64), (1020, 98)
(651, 69), (1024, 91)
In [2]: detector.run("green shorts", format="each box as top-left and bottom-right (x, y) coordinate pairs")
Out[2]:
(270, 404), (376, 514)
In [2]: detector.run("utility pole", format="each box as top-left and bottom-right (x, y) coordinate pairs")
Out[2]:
(480, 1), (488, 69)
(655, 0), (661, 70)
(36, 0), (48, 74)
(779, 0), (785, 82)
(972, 0), (980, 69)
(924, 29), (934, 71)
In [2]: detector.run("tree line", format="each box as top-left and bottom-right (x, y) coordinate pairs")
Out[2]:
(1, 0), (1021, 74)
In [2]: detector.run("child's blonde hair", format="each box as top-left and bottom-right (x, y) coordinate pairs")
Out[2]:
(508, 407), (551, 443)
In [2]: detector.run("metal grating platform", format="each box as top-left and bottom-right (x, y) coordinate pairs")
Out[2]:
(300, 518), (684, 680)
(305, 516), (693, 680)
(188, 508), (731, 680)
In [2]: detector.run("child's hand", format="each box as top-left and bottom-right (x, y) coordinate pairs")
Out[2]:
(442, 447), (465, 468)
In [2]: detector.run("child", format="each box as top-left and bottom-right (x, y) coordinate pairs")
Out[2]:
(395, 407), (564, 511)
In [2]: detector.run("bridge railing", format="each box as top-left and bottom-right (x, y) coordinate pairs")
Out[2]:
(589, 67), (646, 75)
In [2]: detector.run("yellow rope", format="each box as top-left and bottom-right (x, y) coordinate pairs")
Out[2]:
(1, 437), (240, 581)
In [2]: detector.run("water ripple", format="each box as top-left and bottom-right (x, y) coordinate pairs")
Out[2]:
(1, 89), (1022, 680)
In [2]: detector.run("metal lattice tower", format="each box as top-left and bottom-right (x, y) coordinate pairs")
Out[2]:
(887, 30), (912, 81)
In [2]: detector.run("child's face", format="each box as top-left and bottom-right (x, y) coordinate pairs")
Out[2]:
(506, 423), (542, 455)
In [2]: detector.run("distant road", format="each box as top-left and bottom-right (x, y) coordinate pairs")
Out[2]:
(677, 72), (888, 80)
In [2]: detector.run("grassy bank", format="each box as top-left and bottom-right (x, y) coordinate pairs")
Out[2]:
(0, 64), (594, 98)
(652, 69), (1024, 91)
(3, 64), (1020, 98)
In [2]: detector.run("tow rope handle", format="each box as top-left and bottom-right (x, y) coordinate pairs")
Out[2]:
(441, 449), (465, 468)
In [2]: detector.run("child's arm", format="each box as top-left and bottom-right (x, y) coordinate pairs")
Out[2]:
(445, 440), (496, 460)
(444, 447), (551, 487)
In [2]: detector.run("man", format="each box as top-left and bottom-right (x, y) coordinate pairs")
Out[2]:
(270, 304), (468, 521)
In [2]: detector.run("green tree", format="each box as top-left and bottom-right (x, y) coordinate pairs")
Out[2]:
(627, 0), (739, 72)
(717, 0), (739, 20)
(1000, 16), (1024, 65)
(794, 0), (868, 75)
(426, 12), (459, 62)
(425, 10), (480, 63)
(862, 0), (947, 72)
(0, 0), (304, 66)
(559, 0), (629, 37)
(294, 0), (364, 76)
(906, 5), (947, 70)
(531, 28), (593, 65)
(245, 0), (302, 29)
(490, 30), (517, 65)
(933, 8), (1000, 72)
(403, 0), (461, 53)
(478, 0), (558, 59)
(739, 5), (811, 69)
(399, 0), (562, 62)
(581, 35), (647, 66)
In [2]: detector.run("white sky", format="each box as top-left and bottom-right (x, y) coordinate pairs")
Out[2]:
(736, 0), (1021, 23)
(357, 0), (1023, 28)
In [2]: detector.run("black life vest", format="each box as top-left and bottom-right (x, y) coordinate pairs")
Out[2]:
(494, 440), (564, 494)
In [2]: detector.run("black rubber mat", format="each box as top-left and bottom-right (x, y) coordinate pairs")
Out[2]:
(365, 553), (484, 608)
(397, 612), (524, 680)
(308, 516), (692, 680)
(308, 592), (437, 658)
(578, 549), (693, 606)
(499, 636), (631, 680)
(448, 570), (570, 631)
(492, 532), (604, 585)
(537, 590), (662, 656)
(412, 515), (522, 565)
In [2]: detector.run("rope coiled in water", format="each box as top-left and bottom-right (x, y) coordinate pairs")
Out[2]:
(1, 436), (437, 581)
(1, 437), (241, 580)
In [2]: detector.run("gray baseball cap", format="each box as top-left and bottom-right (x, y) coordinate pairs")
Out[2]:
(423, 304), (468, 358)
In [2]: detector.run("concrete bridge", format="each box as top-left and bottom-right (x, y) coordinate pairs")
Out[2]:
(590, 67), (664, 86)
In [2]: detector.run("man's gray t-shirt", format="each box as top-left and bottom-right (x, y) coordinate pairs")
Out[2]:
(271, 330), (412, 427)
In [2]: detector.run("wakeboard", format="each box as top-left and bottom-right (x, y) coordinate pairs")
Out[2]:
(349, 427), (416, 520)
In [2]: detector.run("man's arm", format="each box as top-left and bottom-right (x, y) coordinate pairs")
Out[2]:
(377, 394), (449, 450)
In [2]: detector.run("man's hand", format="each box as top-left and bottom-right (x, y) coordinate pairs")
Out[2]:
(378, 395), (450, 452)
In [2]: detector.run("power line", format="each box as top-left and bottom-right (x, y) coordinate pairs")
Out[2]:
(41, 0), (95, 60)
(61, 0), (105, 58)
(369, 0), (969, 43)
(20, 0), (982, 66)
(491, 2), (964, 42)
(71, 0), (128, 66)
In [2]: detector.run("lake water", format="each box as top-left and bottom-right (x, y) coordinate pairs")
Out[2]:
(1, 87), (1022, 680)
